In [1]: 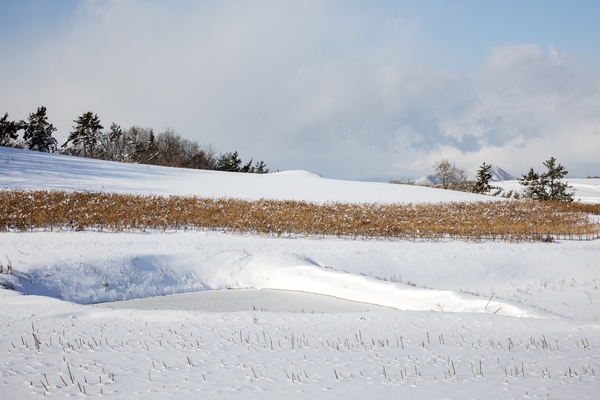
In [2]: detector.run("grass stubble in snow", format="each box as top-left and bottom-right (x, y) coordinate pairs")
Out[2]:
(1, 146), (599, 399)
(1, 291), (599, 399)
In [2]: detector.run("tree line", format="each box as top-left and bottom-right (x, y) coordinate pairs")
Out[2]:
(431, 157), (574, 202)
(0, 107), (269, 173)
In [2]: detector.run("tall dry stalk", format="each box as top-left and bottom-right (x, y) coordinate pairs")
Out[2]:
(0, 190), (598, 242)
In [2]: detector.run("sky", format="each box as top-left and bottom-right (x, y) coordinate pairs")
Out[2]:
(1, 0), (600, 180)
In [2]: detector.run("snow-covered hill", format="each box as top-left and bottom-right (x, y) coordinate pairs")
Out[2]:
(0, 146), (490, 204)
(1, 147), (599, 399)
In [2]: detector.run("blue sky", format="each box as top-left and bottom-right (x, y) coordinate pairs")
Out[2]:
(1, 0), (600, 179)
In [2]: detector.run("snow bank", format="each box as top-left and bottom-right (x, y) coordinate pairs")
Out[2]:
(5, 230), (599, 320)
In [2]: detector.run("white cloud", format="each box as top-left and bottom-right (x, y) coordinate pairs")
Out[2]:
(1, 1), (599, 179)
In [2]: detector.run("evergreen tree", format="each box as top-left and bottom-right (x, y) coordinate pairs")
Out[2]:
(108, 123), (124, 161)
(471, 162), (493, 194)
(139, 130), (159, 164)
(0, 112), (25, 147)
(253, 160), (269, 174)
(518, 157), (573, 202)
(64, 111), (104, 157)
(109, 123), (123, 144)
(240, 158), (254, 173)
(543, 157), (574, 202)
(23, 106), (58, 153)
(215, 151), (242, 172)
(518, 168), (546, 200)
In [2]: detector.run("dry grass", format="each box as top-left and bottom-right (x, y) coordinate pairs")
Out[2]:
(1, 190), (598, 242)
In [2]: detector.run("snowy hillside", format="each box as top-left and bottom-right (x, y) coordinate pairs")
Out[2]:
(1, 147), (599, 399)
(0, 147), (490, 204)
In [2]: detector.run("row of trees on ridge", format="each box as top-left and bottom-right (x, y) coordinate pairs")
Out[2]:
(432, 158), (574, 202)
(1, 107), (269, 173)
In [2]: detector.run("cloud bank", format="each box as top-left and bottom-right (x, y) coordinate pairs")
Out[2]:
(1, 1), (599, 179)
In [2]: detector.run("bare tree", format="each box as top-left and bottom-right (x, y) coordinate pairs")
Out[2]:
(434, 158), (467, 191)
(98, 123), (125, 162)
(155, 128), (183, 167)
(155, 128), (215, 169)
(434, 159), (453, 189)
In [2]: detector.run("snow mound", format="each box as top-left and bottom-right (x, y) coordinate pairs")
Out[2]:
(0, 232), (584, 318)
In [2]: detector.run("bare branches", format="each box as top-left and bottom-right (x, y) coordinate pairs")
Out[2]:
(434, 159), (468, 191)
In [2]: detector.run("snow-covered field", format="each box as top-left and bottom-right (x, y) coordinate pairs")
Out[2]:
(1, 147), (599, 399)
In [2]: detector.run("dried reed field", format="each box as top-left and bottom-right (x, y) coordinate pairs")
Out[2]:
(1, 190), (599, 241)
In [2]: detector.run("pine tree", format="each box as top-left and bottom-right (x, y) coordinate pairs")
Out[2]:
(140, 130), (159, 164)
(518, 157), (574, 202)
(543, 157), (574, 202)
(64, 111), (104, 157)
(240, 159), (254, 173)
(518, 168), (545, 200)
(23, 106), (58, 153)
(215, 151), (242, 172)
(471, 162), (493, 194)
(0, 112), (25, 147)
(253, 160), (269, 174)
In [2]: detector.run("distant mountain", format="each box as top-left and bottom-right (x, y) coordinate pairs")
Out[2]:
(466, 165), (516, 182)
(360, 176), (397, 183)
(412, 165), (516, 186)
(413, 175), (439, 186)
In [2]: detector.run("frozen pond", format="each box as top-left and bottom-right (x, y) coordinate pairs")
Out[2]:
(90, 289), (395, 313)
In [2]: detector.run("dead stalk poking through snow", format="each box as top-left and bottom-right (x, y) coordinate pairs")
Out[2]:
(1, 190), (598, 242)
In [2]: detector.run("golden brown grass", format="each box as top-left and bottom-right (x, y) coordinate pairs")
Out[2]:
(1, 190), (598, 242)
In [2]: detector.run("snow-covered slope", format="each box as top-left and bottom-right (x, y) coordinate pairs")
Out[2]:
(0, 146), (491, 203)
